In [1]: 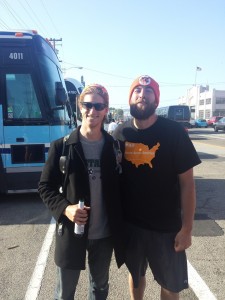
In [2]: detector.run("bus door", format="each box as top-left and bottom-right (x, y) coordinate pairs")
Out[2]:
(0, 102), (7, 192)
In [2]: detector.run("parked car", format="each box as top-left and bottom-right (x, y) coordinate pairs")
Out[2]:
(207, 116), (223, 127)
(179, 122), (189, 132)
(195, 119), (208, 128)
(188, 118), (195, 128)
(214, 117), (225, 132)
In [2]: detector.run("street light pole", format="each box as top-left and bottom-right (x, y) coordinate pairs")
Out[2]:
(62, 66), (83, 74)
(194, 66), (202, 86)
(194, 69), (197, 86)
(63, 66), (85, 88)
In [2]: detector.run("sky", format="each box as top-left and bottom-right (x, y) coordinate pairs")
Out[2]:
(1, 0), (225, 109)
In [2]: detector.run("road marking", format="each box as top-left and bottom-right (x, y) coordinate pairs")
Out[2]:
(197, 134), (225, 140)
(193, 141), (225, 158)
(188, 260), (217, 299)
(24, 217), (56, 300)
(194, 140), (225, 148)
(25, 219), (217, 300)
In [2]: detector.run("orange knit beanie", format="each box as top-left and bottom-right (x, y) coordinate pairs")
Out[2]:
(129, 75), (160, 105)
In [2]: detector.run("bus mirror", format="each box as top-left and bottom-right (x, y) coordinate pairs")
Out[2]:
(55, 82), (67, 106)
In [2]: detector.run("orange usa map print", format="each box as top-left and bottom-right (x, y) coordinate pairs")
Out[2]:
(125, 141), (160, 168)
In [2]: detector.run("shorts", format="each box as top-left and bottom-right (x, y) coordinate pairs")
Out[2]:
(124, 223), (188, 293)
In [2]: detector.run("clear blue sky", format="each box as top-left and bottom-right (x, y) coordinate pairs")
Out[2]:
(1, 0), (225, 109)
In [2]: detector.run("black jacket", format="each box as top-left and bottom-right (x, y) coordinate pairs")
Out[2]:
(38, 126), (124, 269)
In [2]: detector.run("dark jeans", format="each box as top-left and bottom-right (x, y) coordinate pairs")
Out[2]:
(55, 237), (113, 300)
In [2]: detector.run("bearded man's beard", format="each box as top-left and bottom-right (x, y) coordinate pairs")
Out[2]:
(130, 101), (156, 120)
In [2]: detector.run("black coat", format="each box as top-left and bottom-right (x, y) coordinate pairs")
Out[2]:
(38, 127), (125, 269)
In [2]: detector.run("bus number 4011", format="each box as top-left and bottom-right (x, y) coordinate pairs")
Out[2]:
(9, 52), (23, 60)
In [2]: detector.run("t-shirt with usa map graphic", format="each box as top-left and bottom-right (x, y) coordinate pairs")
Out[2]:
(113, 117), (201, 232)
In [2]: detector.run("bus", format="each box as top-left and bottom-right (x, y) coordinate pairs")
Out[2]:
(156, 105), (190, 127)
(65, 77), (84, 127)
(0, 30), (75, 194)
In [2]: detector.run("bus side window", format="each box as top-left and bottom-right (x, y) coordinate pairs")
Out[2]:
(6, 73), (42, 119)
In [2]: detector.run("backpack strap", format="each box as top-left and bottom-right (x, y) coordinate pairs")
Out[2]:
(59, 134), (71, 194)
(59, 134), (70, 174)
(113, 139), (122, 174)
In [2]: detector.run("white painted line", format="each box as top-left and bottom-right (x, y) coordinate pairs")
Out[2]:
(24, 218), (217, 300)
(188, 260), (217, 299)
(24, 217), (56, 300)
(197, 134), (225, 140)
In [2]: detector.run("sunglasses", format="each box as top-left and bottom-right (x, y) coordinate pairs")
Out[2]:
(81, 102), (107, 111)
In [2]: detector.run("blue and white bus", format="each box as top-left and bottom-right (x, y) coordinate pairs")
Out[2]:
(156, 105), (190, 127)
(0, 30), (75, 194)
(65, 77), (84, 127)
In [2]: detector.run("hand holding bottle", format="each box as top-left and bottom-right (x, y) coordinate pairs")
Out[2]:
(63, 201), (90, 230)
(74, 200), (85, 235)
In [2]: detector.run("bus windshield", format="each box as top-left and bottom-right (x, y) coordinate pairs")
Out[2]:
(6, 73), (41, 119)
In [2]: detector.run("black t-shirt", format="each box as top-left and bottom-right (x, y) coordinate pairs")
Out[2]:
(114, 117), (201, 232)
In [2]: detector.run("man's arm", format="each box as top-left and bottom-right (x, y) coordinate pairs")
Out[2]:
(174, 168), (196, 252)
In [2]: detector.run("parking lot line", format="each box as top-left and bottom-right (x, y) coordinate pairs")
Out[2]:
(188, 260), (217, 300)
(24, 217), (56, 300)
(25, 219), (217, 300)
(197, 134), (225, 141)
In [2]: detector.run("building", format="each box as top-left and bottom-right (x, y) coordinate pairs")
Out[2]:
(178, 85), (225, 120)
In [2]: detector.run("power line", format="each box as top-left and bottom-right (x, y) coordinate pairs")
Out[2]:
(62, 62), (225, 88)
(0, 0), (29, 28)
(0, 0), (51, 37)
(40, 0), (61, 37)
(83, 67), (133, 80)
(23, 0), (51, 36)
(0, 18), (9, 29)
(17, 0), (44, 32)
(62, 61), (133, 80)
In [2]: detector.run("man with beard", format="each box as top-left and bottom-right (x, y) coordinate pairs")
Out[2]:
(113, 75), (201, 300)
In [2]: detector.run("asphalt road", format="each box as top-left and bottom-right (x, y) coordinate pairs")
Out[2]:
(0, 128), (224, 300)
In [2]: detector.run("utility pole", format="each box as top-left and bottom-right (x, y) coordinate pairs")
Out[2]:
(81, 75), (85, 87)
(49, 38), (62, 61)
(48, 38), (62, 51)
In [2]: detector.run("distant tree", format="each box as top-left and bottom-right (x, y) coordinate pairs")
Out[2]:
(115, 109), (124, 120)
